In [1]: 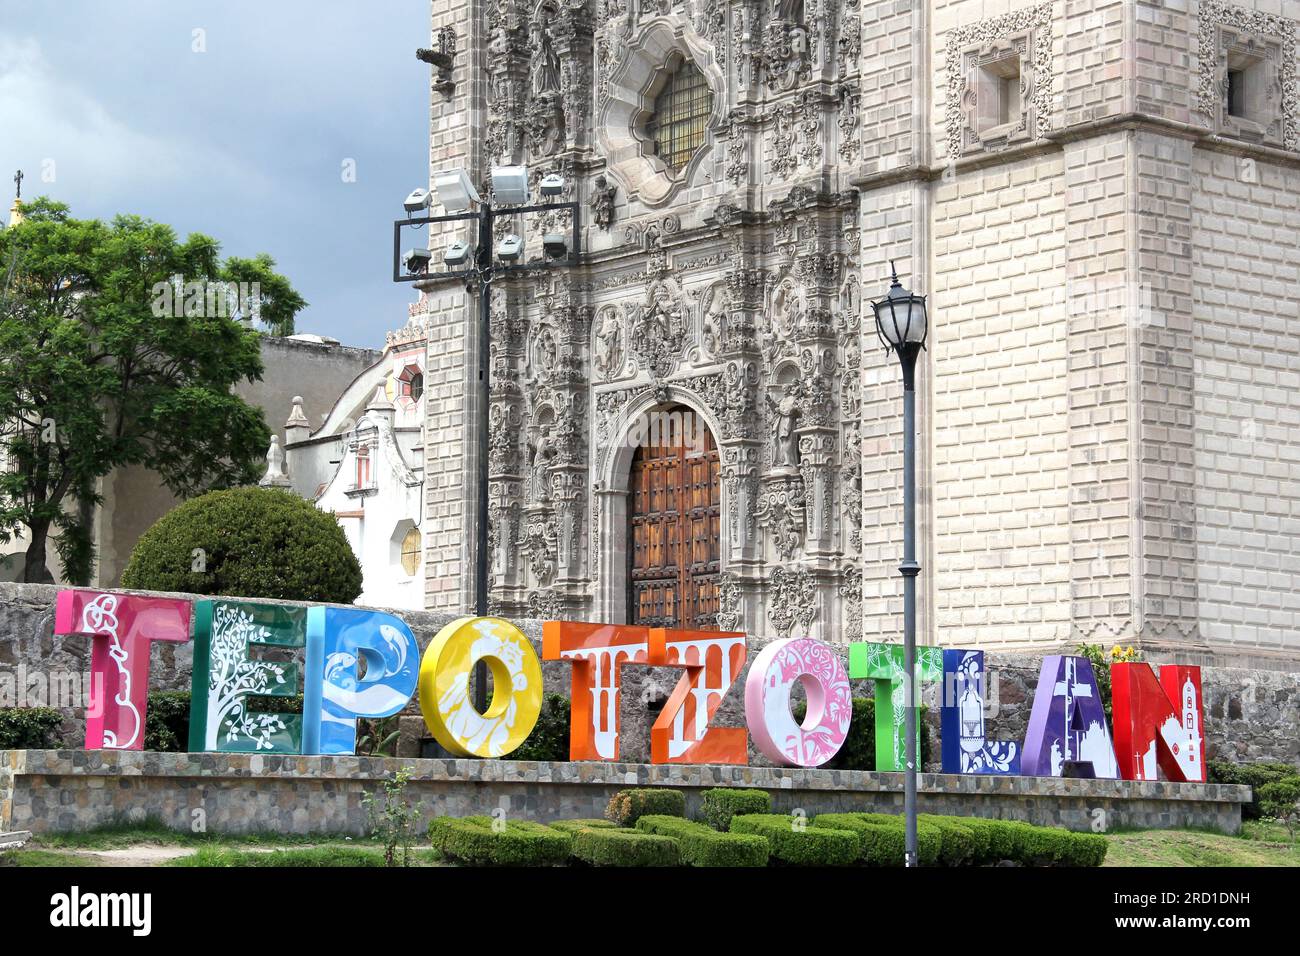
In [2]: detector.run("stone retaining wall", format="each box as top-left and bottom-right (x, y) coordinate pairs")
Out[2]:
(0, 750), (1252, 836)
(2, 582), (1298, 770)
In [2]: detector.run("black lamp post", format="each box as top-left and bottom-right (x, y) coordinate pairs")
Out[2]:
(871, 261), (928, 867)
(393, 167), (580, 712)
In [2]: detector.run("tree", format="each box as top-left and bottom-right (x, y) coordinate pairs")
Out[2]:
(0, 198), (307, 583)
(121, 486), (362, 604)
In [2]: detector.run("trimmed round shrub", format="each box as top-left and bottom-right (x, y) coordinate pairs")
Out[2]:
(572, 827), (681, 867)
(728, 814), (859, 866)
(605, 788), (686, 827)
(122, 486), (362, 603)
(636, 815), (770, 867)
(700, 788), (772, 832)
(427, 816), (572, 866)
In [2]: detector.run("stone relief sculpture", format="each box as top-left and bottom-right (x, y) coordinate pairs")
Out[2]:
(589, 174), (617, 229)
(766, 383), (802, 469)
(593, 307), (624, 379)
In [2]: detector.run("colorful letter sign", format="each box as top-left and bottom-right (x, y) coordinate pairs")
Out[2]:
(303, 607), (419, 755)
(418, 616), (542, 758)
(542, 621), (649, 760)
(1022, 655), (1119, 778)
(648, 627), (747, 764)
(1111, 662), (1205, 782)
(941, 649), (1020, 775)
(188, 600), (306, 753)
(54, 589), (191, 751)
(745, 637), (851, 767)
(849, 642), (942, 771)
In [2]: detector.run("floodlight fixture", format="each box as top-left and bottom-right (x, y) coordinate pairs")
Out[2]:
(539, 173), (565, 197)
(403, 187), (432, 214)
(491, 165), (530, 204)
(433, 168), (481, 212)
(542, 233), (568, 259)
(443, 240), (472, 268)
(403, 248), (432, 274)
(498, 234), (525, 262)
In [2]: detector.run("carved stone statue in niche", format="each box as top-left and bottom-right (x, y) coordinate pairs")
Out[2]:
(766, 383), (802, 468)
(530, 20), (561, 96)
(589, 175), (617, 230)
(594, 309), (623, 379)
(527, 431), (557, 504)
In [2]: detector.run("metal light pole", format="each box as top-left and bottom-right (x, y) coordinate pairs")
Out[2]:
(393, 168), (580, 714)
(871, 262), (928, 867)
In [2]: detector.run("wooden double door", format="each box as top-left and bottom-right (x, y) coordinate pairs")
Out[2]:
(628, 410), (721, 629)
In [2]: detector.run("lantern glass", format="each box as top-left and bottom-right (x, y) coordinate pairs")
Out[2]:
(873, 292), (927, 349)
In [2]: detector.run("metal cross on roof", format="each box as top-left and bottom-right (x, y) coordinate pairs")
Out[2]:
(13, 169), (21, 199)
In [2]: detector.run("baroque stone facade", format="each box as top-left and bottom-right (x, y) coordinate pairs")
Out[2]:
(419, 0), (1300, 663)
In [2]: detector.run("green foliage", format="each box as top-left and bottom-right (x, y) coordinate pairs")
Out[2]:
(728, 814), (859, 866)
(1074, 643), (1140, 721)
(792, 697), (932, 770)
(500, 694), (570, 762)
(604, 787), (686, 827)
(173, 846), (387, 867)
(547, 818), (618, 834)
(0, 198), (302, 583)
(144, 692), (191, 752)
(1208, 759), (1300, 820)
(122, 486), (362, 603)
(571, 827), (681, 867)
(811, 812), (1107, 867)
(812, 812), (942, 865)
(356, 715), (400, 757)
(362, 768), (419, 866)
(635, 814), (769, 867)
(0, 707), (64, 749)
(1258, 777), (1300, 837)
(428, 816), (572, 866)
(699, 787), (772, 831)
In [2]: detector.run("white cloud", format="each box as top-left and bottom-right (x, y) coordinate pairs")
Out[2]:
(0, 33), (272, 204)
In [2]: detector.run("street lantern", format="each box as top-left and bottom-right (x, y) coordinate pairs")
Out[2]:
(871, 260), (927, 868)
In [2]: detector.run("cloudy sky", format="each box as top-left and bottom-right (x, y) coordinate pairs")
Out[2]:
(0, 0), (429, 348)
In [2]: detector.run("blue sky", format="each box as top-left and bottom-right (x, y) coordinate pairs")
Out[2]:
(0, 0), (429, 348)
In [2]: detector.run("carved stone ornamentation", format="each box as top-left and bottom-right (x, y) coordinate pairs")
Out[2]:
(944, 2), (1053, 158)
(527, 588), (566, 620)
(768, 565), (817, 637)
(1196, 2), (1298, 150)
(522, 512), (558, 583)
(756, 474), (806, 561)
(839, 565), (862, 636)
(716, 572), (744, 630)
(630, 281), (688, 380)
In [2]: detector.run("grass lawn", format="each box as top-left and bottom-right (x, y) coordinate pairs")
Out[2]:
(1104, 822), (1300, 867)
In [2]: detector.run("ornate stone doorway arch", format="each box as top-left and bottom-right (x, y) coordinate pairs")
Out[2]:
(595, 391), (727, 626)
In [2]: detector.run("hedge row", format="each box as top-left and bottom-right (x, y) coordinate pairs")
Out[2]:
(571, 827), (681, 867)
(604, 788), (686, 826)
(699, 788), (772, 831)
(428, 816), (572, 866)
(635, 815), (769, 867)
(728, 814), (860, 866)
(810, 812), (1107, 867)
